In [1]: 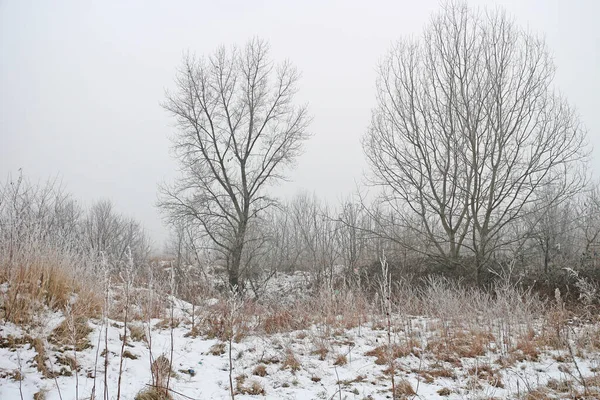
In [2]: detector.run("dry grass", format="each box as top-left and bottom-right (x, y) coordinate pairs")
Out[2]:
(546, 377), (573, 393)
(49, 316), (92, 351)
(467, 363), (504, 388)
(282, 349), (301, 373)
(150, 354), (172, 394)
(365, 344), (411, 365)
(237, 380), (266, 395)
(426, 329), (493, 362)
(154, 317), (181, 330)
(311, 341), (329, 361)
(0, 334), (34, 349)
(129, 324), (147, 342)
(200, 300), (251, 342)
(333, 353), (348, 366)
(1, 253), (101, 326)
(134, 386), (172, 400)
(31, 337), (55, 379)
(393, 379), (416, 398)
(55, 353), (78, 370)
(523, 387), (551, 400)
(33, 390), (47, 400)
(10, 260), (600, 399)
(514, 335), (541, 361)
(252, 364), (268, 377)
(337, 374), (366, 386)
(417, 365), (456, 383)
(208, 342), (226, 356)
(263, 309), (303, 334)
(123, 350), (138, 359)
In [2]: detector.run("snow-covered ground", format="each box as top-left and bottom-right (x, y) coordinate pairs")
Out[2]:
(2, 299), (600, 400)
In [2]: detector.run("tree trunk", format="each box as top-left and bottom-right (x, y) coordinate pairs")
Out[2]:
(229, 247), (242, 292)
(543, 237), (550, 275)
(228, 224), (247, 293)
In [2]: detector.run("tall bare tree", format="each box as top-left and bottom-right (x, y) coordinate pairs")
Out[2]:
(577, 183), (600, 268)
(364, 3), (588, 282)
(289, 192), (340, 285)
(83, 199), (151, 269)
(160, 38), (311, 290)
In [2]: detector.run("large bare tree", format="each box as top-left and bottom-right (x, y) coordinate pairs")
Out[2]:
(363, 3), (588, 281)
(160, 38), (310, 290)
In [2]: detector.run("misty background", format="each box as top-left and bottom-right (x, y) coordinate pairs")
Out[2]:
(1, 0), (599, 248)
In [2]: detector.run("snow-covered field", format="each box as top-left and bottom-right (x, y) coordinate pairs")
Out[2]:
(2, 294), (600, 400)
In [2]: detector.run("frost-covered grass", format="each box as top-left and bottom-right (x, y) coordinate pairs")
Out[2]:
(3, 306), (600, 399)
(3, 270), (600, 399)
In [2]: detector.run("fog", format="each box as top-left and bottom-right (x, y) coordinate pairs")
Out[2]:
(1, 0), (598, 247)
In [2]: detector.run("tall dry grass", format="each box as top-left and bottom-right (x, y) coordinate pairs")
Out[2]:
(0, 241), (101, 326)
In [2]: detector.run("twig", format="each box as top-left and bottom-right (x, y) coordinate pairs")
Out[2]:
(66, 303), (79, 400)
(16, 350), (24, 400)
(333, 365), (342, 400)
(167, 263), (176, 394)
(90, 319), (104, 400)
(116, 251), (133, 400)
(567, 327), (588, 396)
(380, 252), (396, 397)
(103, 264), (110, 400)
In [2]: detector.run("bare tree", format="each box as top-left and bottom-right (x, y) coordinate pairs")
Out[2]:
(363, 3), (588, 282)
(289, 192), (339, 285)
(83, 199), (150, 269)
(160, 38), (311, 290)
(335, 198), (370, 274)
(525, 186), (577, 274)
(0, 172), (83, 265)
(577, 183), (600, 269)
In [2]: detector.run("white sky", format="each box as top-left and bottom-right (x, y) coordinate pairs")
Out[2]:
(1, 0), (599, 247)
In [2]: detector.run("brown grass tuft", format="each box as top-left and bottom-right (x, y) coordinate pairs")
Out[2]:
(237, 380), (266, 395)
(394, 379), (416, 397)
(426, 329), (493, 362)
(134, 387), (172, 400)
(546, 378), (572, 393)
(1, 256), (101, 326)
(311, 342), (329, 361)
(365, 344), (410, 365)
(282, 349), (301, 373)
(123, 350), (138, 359)
(207, 342), (226, 356)
(333, 353), (348, 366)
(33, 390), (47, 400)
(31, 337), (55, 378)
(129, 324), (147, 342)
(514, 336), (541, 361)
(467, 363), (504, 388)
(523, 387), (550, 400)
(49, 316), (92, 351)
(150, 354), (172, 395)
(263, 310), (296, 334)
(253, 364), (268, 377)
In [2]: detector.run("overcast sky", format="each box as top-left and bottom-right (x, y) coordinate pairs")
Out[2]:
(1, 0), (599, 247)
